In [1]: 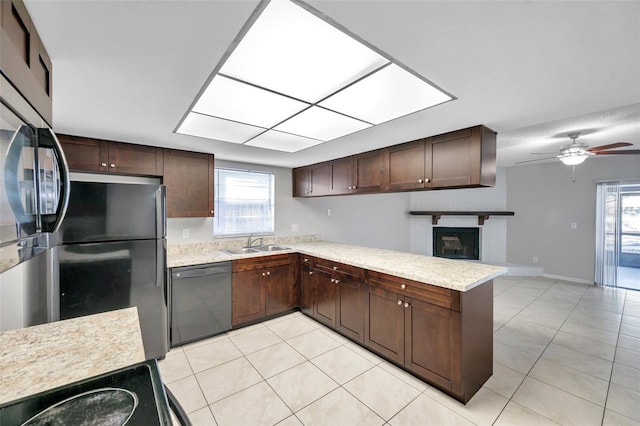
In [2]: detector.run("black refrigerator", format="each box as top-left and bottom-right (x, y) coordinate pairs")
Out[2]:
(55, 181), (168, 360)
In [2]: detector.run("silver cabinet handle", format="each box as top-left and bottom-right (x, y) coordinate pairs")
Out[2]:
(101, 162), (107, 167)
(425, 178), (430, 183)
(266, 271), (270, 276)
(333, 266), (338, 270)
(309, 271), (313, 275)
(404, 302), (410, 308)
(418, 179), (424, 183)
(335, 279), (340, 284)
(110, 163), (116, 168)
(330, 278), (335, 283)
(304, 258), (309, 262)
(397, 300), (402, 305)
(401, 284), (406, 289)
(262, 272), (266, 277)
(210, 210), (214, 214)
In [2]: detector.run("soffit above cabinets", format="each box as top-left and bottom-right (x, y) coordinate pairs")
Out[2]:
(175, 0), (453, 153)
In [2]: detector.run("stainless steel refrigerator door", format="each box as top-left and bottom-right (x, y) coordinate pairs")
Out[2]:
(58, 182), (163, 244)
(58, 239), (168, 359)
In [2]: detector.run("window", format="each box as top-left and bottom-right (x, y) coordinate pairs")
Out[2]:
(214, 168), (275, 236)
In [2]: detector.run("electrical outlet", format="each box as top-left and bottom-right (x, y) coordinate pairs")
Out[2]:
(327, 209), (332, 216)
(533, 256), (539, 263)
(182, 228), (189, 238)
(291, 224), (299, 232)
(571, 222), (577, 230)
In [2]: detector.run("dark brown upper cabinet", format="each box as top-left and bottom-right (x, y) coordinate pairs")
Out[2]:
(58, 134), (163, 176)
(431, 126), (496, 188)
(163, 149), (214, 218)
(0, 0), (52, 125)
(388, 138), (433, 191)
(292, 125), (496, 198)
(293, 162), (330, 197)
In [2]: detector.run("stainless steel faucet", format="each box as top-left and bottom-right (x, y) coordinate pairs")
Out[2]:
(247, 234), (264, 248)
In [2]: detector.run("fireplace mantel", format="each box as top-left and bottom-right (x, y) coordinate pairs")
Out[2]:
(409, 211), (515, 225)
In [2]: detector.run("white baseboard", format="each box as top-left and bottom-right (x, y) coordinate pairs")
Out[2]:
(543, 273), (594, 285)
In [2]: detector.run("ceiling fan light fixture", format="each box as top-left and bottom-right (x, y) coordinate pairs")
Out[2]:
(559, 154), (589, 166)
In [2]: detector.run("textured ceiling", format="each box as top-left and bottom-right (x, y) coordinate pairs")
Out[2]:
(23, 0), (640, 168)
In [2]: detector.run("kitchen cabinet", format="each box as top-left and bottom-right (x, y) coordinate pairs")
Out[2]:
(163, 149), (214, 218)
(293, 162), (330, 197)
(353, 149), (388, 193)
(329, 156), (355, 194)
(299, 256), (314, 316)
(310, 258), (366, 342)
(388, 138), (433, 190)
(431, 125), (496, 188)
(58, 134), (163, 176)
(0, 0), (53, 125)
(365, 270), (492, 403)
(231, 254), (295, 326)
(292, 125), (496, 197)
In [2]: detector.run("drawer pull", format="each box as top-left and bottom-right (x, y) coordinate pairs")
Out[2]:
(333, 266), (338, 270)
(401, 284), (407, 289)
(100, 162), (107, 167)
(397, 300), (402, 305)
(309, 271), (313, 275)
(404, 302), (411, 308)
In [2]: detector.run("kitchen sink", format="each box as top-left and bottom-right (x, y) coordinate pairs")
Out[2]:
(254, 245), (289, 252)
(221, 247), (259, 255)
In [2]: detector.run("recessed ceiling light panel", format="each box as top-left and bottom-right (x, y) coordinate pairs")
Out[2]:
(319, 64), (453, 125)
(220, 0), (389, 103)
(193, 75), (309, 128)
(177, 113), (265, 144)
(245, 130), (324, 152)
(274, 106), (372, 141)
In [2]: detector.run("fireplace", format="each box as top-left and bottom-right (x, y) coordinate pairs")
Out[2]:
(433, 227), (479, 260)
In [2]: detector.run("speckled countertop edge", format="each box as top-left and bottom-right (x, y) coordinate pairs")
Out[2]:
(168, 240), (506, 292)
(0, 307), (145, 405)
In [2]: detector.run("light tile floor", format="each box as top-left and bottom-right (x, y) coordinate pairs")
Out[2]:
(159, 276), (640, 425)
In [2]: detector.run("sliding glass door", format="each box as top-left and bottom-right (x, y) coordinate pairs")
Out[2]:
(596, 180), (640, 290)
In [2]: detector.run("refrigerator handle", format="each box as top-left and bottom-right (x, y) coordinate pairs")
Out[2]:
(157, 186), (167, 239)
(37, 128), (70, 233)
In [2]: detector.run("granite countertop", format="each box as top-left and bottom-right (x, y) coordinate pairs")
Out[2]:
(0, 307), (145, 405)
(168, 240), (506, 292)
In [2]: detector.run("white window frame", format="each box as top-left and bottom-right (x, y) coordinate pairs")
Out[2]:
(213, 167), (275, 237)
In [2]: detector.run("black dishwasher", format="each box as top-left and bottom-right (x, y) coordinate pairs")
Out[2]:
(169, 262), (232, 347)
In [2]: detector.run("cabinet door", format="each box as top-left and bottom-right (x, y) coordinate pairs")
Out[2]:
(431, 127), (481, 188)
(312, 269), (337, 328)
(388, 139), (433, 190)
(109, 142), (162, 176)
(309, 162), (330, 197)
(405, 297), (453, 390)
(330, 157), (354, 194)
(364, 286), (405, 363)
(232, 270), (265, 326)
(58, 134), (109, 172)
(336, 275), (365, 343)
(292, 167), (310, 197)
(163, 149), (214, 218)
(265, 263), (294, 316)
(353, 150), (388, 193)
(300, 260), (314, 316)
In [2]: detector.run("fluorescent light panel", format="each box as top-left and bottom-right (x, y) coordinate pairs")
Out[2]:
(177, 113), (265, 144)
(177, 0), (454, 153)
(193, 75), (309, 128)
(245, 130), (324, 152)
(320, 64), (452, 125)
(220, 0), (389, 103)
(275, 106), (372, 141)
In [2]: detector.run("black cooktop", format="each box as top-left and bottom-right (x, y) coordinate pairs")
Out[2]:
(0, 360), (170, 426)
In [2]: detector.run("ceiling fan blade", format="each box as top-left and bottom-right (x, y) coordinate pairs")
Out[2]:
(593, 150), (640, 155)
(588, 142), (633, 152)
(516, 157), (556, 164)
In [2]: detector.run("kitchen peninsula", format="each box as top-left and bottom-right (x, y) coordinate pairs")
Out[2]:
(169, 240), (505, 403)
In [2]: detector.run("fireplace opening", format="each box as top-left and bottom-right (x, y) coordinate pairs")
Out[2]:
(433, 227), (479, 260)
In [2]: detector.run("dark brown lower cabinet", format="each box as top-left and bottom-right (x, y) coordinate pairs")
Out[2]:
(312, 268), (337, 328)
(364, 273), (493, 403)
(336, 275), (365, 343)
(232, 254), (295, 326)
(300, 256), (314, 316)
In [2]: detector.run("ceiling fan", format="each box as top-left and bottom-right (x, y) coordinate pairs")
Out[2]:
(518, 132), (640, 166)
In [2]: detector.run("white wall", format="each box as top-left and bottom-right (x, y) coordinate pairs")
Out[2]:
(506, 156), (640, 282)
(409, 168), (508, 264)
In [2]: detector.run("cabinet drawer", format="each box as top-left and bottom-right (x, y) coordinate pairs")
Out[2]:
(367, 270), (460, 311)
(232, 254), (293, 272)
(313, 257), (365, 280)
